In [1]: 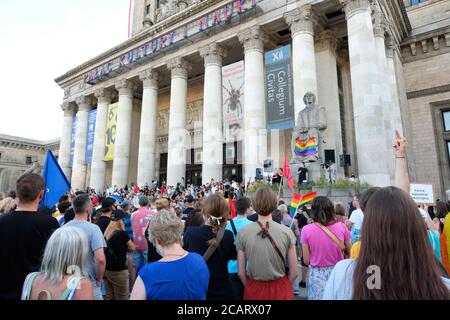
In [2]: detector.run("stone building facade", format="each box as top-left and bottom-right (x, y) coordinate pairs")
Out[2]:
(0, 135), (60, 194)
(400, 0), (450, 199)
(54, 0), (450, 198)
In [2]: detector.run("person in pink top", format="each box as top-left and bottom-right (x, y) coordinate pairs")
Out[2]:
(301, 196), (351, 300)
(131, 196), (152, 274)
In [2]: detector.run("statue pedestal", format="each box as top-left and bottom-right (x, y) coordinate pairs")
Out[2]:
(306, 162), (322, 183)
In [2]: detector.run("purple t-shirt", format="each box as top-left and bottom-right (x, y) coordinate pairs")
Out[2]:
(301, 222), (351, 267)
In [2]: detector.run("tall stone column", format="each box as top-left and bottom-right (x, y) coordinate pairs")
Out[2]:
(200, 43), (226, 183)
(111, 79), (135, 188)
(386, 38), (404, 135)
(167, 57), (191, 187)
(59, 102), (75, 180)
(71, 96), (91, 191)
(90, 88), (112, 192)
(137, 69), (159, 187)
(340, 0), (390, 186)
(285, 5), (319, 118)
(373, 13), (396, 181)
(315, 30), (344, 177)
(238, 26), (268, 183)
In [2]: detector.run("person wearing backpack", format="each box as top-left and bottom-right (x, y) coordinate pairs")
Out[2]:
(301, 196), (351, 300)
(236, 187), (298, 300)
(103, 210), (135, 300)
(184, 194), (237, 300)
(225, 197), (253, 300)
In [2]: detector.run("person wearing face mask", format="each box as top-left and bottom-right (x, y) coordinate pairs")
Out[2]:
(130, 210), (209, 300)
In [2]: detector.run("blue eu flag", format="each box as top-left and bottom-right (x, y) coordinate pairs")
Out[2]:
(40, 150), (71, 208)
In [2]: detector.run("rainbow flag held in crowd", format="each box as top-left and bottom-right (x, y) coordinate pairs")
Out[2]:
(290, 194), (302, 217)
(440, 214), (450, 275)
(294, 137), (318, 158)
(289, 192), (317, 217)
(300, 192), (317, 207)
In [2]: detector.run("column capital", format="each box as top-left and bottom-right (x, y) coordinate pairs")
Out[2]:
(199, 43), (227, 67)
(340, 0), (371, 20)
(94, 88), (113, 103)
(372, 8), (389, 39)
(75, 96), (92, 111)
(167, 57), (192, 79)
(139, 69), (159, 88)
(284, 5), (317, 36)
(238, 26), (267, 53)
(61, 102), (75, 116)
(315, 29), (339, 53)
(115, 79), (136, 96)
(385, 36), (396, 59)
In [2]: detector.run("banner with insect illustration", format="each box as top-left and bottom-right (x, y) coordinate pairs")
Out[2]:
(222, 61), (245, 142)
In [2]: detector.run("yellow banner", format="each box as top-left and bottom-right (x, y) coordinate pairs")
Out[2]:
(104, 103), (118, 161)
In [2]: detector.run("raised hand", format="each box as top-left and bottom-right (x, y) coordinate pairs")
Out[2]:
(393, 130), (408, 158)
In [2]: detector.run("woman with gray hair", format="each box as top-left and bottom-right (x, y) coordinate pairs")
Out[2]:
(130, 210), (209, 300)
(21, 227), (93, 300)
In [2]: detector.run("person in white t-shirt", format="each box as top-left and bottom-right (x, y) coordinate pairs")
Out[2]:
(348, 196), (364, 244)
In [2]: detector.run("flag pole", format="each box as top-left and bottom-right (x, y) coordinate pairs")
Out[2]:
(277, 175), (283, 200)
(290, 194), (303, 230)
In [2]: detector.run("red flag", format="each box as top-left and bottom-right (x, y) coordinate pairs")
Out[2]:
(283, 155), (295, 191)
(229, 197), (237, 219)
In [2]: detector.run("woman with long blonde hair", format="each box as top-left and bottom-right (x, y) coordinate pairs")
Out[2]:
(183, 193), (237, 300)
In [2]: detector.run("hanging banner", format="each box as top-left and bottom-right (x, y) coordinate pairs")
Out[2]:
(85, 108), (97, 164)
(223, 61), (245, 142)
(69, 116), (78, 168)
(104, 103), (118, 162)
(265, 45), (294, 131)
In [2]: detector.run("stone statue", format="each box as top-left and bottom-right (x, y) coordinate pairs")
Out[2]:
(24, 159), (41, 175)
(291, 92), (327, 163)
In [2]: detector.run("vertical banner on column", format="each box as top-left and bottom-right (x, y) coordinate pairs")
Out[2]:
(265, 45), (294, 131)
(222, 60), (245, 142)
(85, 108), (97, 164)
(104, 103), (118, 162)
(69, 116), (78, 168)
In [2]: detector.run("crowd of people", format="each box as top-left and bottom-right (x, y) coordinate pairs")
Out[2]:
(1, 132), (450, 300)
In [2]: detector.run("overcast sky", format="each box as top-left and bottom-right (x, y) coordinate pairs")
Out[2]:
(0, 0), (130, 141)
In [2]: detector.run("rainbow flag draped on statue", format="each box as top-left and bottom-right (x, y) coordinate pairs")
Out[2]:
(290, 192), (317, 217)
(294, 137), (318, 158)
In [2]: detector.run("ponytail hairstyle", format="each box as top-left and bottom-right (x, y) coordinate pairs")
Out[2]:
(203, 193), (229, 247)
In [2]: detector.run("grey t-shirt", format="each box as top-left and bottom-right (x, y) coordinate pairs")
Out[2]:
(235, 221), (296, 281)
(323, 259), (450, 300)
(63, 220), (106, 281)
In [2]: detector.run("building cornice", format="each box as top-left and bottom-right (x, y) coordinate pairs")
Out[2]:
(406, 84), (450, 100)
(54, 0), (227, 85)
(0, 134), (60, 151)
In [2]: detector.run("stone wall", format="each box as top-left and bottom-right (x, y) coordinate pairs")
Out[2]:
(0, 136), (60, 194)
(403, 52), (450, 198)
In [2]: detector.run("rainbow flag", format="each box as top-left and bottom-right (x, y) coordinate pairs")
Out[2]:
(290, 192), (317, 217)
(440, 214), (450, 275)
(290, 194), (302, 217)
(295, 137), (318, 158)
(300, 192), (317, 207)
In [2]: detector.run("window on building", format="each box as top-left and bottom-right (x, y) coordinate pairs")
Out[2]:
(145, 4), (151, 15)
(0, 153), (2, 161)
(156, 0), (160, 9)
(443, 111), (450, 131)
(26, 156), (32, 165)
(410, 0), (428, 6)
(447, 141), (450, 164)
